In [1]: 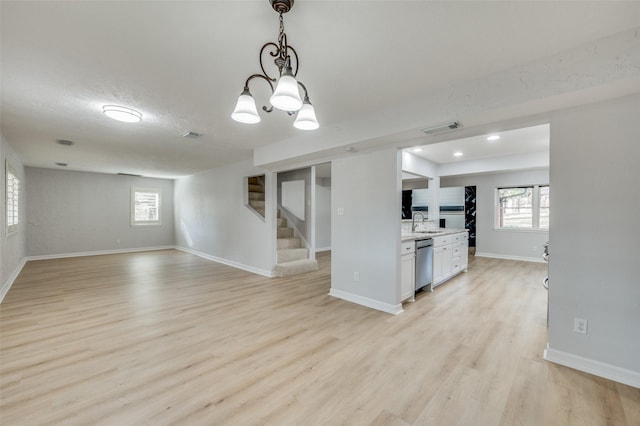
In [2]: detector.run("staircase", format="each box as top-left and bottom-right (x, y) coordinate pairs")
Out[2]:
(247, 175), (265, 218)
(275, 213), (318, 277)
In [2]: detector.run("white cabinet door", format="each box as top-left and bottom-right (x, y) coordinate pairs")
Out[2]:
(433, 245), (452, 285)
(400, 253), (415, 302)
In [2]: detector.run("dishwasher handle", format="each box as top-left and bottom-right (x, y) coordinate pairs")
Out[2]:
(415, 239), (433, 249)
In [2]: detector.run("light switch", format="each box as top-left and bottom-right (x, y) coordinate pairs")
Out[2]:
(337, 207), (344, 216)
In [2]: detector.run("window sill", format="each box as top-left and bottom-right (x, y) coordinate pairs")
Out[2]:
(492, 227), (548, 234)
(131, 222), (161, 227)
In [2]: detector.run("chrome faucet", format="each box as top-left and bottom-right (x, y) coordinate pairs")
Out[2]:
(412, 211), (427, 232)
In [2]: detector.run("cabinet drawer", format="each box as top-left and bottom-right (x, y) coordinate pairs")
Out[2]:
(401, 241), (415, 254)
(432, 236), (451, 247)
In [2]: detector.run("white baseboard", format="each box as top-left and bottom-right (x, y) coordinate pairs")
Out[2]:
(315, 247), (331, 253)
(175, 246), (275, 278)
(475, 252), (546, 263)
(329, 288), (403, 315)
(543, 345), (640, 389)
(26, 246), (175, 261)
(0, 257), (27, 304)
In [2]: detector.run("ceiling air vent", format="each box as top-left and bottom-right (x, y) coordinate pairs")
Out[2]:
(421, 121), (463, 135)
(117, 172), (142, 177)
(56, 139), (74, 146)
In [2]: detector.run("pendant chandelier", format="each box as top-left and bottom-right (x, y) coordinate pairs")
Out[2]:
(231, 0), (319, 130)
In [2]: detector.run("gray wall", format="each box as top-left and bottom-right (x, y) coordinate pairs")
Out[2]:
(1, 134), (26, 300)
(174, 159), (275, 276)
(331, 148), (402, 313)
(315, 177), (331, 250)
(441, 169), (550, 261)
(25, 167), (174, 257)
(548, 94), (640, 375)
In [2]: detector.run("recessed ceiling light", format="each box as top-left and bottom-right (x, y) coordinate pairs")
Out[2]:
(453, 151), (463, 157)
(102, 105), (142, 123)
(487, 135), (500, 141)
(413, 148), (423, 152)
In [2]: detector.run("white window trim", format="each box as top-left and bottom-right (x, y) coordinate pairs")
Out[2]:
(5, 160), (20, 236)
(131, 187), (161, 227)
(494, 184), (549, 231)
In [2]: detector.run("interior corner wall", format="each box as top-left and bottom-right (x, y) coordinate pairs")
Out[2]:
(173, 159), (274, 276)
(331, 148), (401, 313)
(315, 177), (331, 250)
(547, 94), (640, 379)
(1, 133), (26, 301)
(441, 169), (549, 261)
(25, 167), (175, 257)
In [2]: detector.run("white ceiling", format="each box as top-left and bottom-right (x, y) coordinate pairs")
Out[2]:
(2, 1), (639, 178)
(409, 124), (549, 164)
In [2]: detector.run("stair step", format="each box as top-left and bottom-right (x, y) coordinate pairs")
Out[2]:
(277, 227), (294, 238)
(277, 217), (287, 227)
(247, 176), (262, 185)
(248, 183), (263, 192)
(277, 237), (301, 249)
(254, 207), (265, 217)
(277, 248), (309, 263)
(275, 259), (319, 277)
(249, 200), (265, 209)
(248, 191), (265, 201)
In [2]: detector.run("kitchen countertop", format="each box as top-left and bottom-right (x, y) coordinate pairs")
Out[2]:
(401, 228), (468, 242)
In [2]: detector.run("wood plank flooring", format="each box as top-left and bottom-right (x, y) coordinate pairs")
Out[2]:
(1, 250), (638, 425)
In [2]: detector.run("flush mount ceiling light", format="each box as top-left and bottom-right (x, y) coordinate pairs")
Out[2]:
(487, 134), (500, 141)
(102, 105), (142, 123)
(231, 0), (319, 130)
(453, 151), (464, 157)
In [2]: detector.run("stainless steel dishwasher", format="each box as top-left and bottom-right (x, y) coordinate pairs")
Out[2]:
(415, 238), (433, 292)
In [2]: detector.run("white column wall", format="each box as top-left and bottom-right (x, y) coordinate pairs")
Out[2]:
(330, 148), (402, 314)
(546, 94), (640, 385)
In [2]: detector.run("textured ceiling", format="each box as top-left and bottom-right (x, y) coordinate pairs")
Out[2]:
(2, 1), (640, 178)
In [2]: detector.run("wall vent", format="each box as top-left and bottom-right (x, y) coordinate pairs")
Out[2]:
(421, 121), (463, 135)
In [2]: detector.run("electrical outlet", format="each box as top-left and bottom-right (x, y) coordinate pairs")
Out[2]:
(353, 272), (359, 281)
(574, 317), (588, 334)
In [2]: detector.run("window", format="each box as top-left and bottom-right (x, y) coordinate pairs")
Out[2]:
(496, 185), (549, 230)
(6, 161), (20, 234)
(131, 188), (161, 226)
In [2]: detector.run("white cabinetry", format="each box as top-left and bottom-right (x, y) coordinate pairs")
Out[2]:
(400, 241), (415, 302)
(432, 231), (468, 288)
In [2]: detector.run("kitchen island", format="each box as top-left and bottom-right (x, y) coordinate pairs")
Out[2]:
(400, 229), (469, 302)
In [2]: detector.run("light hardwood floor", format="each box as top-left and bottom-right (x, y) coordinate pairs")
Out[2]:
(1, 250), (638, 425)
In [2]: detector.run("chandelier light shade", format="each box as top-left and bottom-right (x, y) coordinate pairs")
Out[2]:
(103, 105), (142, 123)
(269, 66), (303, 112)
(231, 0), (319, 130)
(293, 97), (319, 130)
(231, 88), (261, 124)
